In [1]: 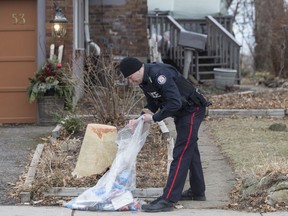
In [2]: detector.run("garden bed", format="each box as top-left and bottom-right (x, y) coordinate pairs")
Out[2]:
(11, 122), (168, 205)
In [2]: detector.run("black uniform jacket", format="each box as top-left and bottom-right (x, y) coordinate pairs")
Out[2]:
(139, 63), (192, 122)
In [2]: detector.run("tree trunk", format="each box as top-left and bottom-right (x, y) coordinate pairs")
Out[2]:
(254, 0), (287, 77)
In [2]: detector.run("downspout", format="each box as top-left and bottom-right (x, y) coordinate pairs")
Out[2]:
(84, 0), (101, 56)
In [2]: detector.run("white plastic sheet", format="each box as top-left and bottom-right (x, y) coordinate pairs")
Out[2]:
(65, 118), (150, 211)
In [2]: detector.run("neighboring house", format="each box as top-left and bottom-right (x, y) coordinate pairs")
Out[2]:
(0, 0), (239, 124)
(148, 0), (229, 18)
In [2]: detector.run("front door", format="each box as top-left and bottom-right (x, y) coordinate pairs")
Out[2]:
(0, 0), (37, 123)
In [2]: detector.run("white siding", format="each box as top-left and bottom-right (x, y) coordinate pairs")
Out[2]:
(148, 0), (228, 18)
(148, 0), (174, 12)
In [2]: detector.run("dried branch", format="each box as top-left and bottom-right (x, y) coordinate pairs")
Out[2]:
(74, 54), (144, 125)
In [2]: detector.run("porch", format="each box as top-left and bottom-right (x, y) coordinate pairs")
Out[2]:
(147, 13), (241, 84)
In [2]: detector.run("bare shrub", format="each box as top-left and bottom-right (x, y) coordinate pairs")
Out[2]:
(78, 54), (144, 125)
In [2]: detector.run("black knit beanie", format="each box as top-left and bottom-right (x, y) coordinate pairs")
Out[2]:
(119, 57), (143, 78)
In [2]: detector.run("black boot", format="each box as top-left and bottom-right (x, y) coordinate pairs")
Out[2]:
(180, 188), (206, 201)
(141, 198), (174, 212)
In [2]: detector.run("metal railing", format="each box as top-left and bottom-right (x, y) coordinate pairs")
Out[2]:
(147, 14), (241, 81)
(206, 16), (241, 82)
(176, 15), (234, 34)
(147, 14), (185, 69)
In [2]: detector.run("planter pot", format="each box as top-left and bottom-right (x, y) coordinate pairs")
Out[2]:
(37, 96), (64, 126)
(213, 68), (237, 90)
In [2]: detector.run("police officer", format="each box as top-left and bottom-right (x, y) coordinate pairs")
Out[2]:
(119, 57), (208, 212)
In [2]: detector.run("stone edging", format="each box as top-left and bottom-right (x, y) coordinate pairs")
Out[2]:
(43, 187), (163, 198)
(208, 108), (287, 117)
(20, 144), (45, 203)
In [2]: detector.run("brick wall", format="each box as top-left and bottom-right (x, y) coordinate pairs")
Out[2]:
(46, 0), (73, 64)
(89, 0), (148, 60)
(45, 0), (148, 63)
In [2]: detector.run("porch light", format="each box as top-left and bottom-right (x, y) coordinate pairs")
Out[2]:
(50, 4), (68, 38)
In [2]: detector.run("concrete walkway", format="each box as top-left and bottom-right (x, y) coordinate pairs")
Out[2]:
(164, 118), (236, 209)
(0, 205), (288, 216)
(0, 124), (54, 204)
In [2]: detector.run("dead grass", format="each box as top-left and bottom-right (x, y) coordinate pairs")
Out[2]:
(208, 117), (288, 176)
(209, 116), (288, 212)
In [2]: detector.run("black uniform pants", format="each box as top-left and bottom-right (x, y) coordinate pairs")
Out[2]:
(163, 105), (206, 202)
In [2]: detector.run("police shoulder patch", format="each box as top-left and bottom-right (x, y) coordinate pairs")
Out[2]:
(157, 75), (167, 85)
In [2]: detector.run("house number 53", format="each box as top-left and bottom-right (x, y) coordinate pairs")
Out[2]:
(12, 13), (26, 25)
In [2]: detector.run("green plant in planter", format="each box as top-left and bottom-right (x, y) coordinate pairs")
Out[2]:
(27, 59), (74, 108)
